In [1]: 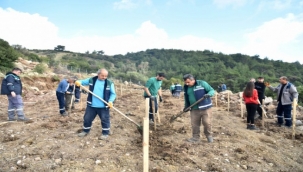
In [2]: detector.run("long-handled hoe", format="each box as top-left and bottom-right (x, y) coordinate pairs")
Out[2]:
(79, 85), (143, 135)
(170, 96), (207, 123)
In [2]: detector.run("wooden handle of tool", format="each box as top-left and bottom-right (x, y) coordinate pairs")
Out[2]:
(79, 85), (141, 127)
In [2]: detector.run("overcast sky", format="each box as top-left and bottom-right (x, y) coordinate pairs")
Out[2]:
(0, 0), (303, 63)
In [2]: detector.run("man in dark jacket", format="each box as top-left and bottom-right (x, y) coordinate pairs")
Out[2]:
(254, 77), (266, 119)
(56, 77), (75, 116)
(267, 76), (298, 127)
(1, 68), (29, 121)
(183, 74), (215, 143)
(174, 83), (182, 98)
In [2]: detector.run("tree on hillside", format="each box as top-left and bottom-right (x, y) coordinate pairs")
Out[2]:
(97, 50), (104, 55)
(0, 38), (18, 71)
(12, 44), (23, 50)
(54, 45), (65, 51)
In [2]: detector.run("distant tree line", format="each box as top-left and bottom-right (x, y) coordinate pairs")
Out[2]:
(2, 38), (303, 104)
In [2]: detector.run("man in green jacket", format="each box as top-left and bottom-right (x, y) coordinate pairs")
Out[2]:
(143, 73), (165, 123)
(183, 74), (215, 143)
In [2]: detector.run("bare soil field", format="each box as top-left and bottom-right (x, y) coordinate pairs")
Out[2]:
(0, 77), (303, 172)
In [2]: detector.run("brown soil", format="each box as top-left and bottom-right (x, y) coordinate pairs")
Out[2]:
(0, 77), (303, 172)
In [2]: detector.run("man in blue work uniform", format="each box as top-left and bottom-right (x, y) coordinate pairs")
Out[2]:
(267, 76), (298, 127)
(75, 69), (116, 140)
(56, 77), (75, 116)
(174, 82), (182, 98)
(1, 68), (29, 121)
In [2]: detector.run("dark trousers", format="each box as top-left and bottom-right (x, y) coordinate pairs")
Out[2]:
(56, 92), (65, 114)
(246, 103), (258, 124)
(82, 106), (110, 135)
(276, 102), (292, 127)
(145, 97), (158, 121)
(256, 98), (263, 117)
(75, 88), (81, 102)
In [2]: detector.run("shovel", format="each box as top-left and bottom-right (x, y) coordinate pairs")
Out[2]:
(170, 96), (207, 123)
(79, 85), (143, 135)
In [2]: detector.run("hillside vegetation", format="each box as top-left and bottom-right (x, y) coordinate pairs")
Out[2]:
(1, 38), (303, 103)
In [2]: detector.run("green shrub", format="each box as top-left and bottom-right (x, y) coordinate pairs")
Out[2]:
(34, 64), (47, 74)
(52, 75), (60, 82)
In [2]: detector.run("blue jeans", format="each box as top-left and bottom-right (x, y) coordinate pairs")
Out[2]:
(145, 97), (158, 121)
(82, 106), (110, 135)
(7, 95), (25, 119)
(56, 92), (65, 114)
(276, 102), (292, 127)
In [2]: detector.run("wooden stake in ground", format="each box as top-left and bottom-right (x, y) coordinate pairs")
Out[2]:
(157, 95), (161, 124)
(145, 98), (149, 118)
(143, 117), (149, 172)
(227, 92), (230, 114)
(292, 98), (297, 140)
(262, 99), (265, 128)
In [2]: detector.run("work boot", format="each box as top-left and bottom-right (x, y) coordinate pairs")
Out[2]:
(61, 112), (68, 116)
(8, 118), (16, 122)
(99, 135), (108, 140)
(276, 122), (283, 127)
(149, 119), (154, 125)
(250, 125), (259, 130)
(207, 136), (213, 143)
(187, 137), (200, 143)
(17, 117), (29, 122)
(78, 131), (88, 137)
(247, 124), (251, 129)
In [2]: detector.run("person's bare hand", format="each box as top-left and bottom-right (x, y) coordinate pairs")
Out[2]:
(11, 92), (16, 97)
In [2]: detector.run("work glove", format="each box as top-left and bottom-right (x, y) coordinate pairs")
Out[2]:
(11, 91), (16, 97)
(204, 94), (211, 98)
(183, 107), (191, 112)
(159, 96), (163, 102)
(108, 102), (113, 108)
(75, 81), (81, 87)
(264, 82), (270, 87)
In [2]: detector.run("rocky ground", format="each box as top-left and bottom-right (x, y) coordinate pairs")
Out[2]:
(0, 75), (303, 172)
